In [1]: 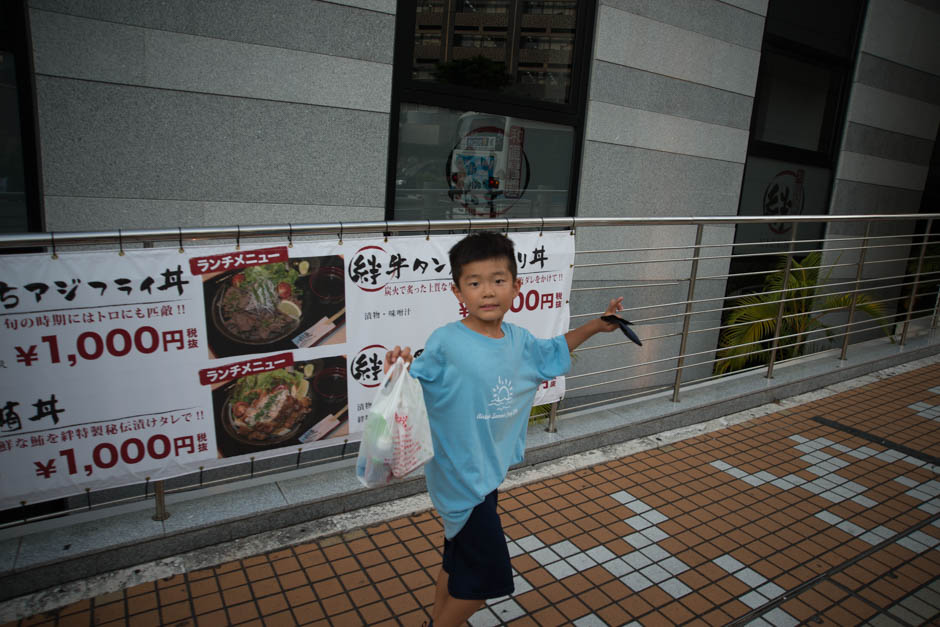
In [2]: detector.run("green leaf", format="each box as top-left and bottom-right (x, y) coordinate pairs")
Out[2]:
(714, 250), (892, 376)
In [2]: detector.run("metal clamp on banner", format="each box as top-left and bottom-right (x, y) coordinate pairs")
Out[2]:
(235, 225), (241, 250)
(384, 221), (389, 242)
(118, 229), (125, 256)
(426, 219), (431, 241)
(50, 232), (58, 260)
(178, 227), (184, 254)
(287, 223), (293, 248)
(338, 222), (343, 245)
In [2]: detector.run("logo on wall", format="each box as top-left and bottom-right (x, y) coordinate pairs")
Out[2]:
(348, 246), (393, 292)
(447, 125), (529, 217)
(347, 245), (451, 294)
(351, 344), (387, 388)
(763, 169), (805, 234)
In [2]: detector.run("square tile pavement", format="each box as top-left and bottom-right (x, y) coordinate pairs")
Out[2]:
(4, 363), (940, 626)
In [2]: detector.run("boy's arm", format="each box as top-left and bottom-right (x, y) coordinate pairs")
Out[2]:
(564, 297), (624, 352)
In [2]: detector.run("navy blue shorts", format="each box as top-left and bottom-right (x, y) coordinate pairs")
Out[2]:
(442, 489), (514, 600)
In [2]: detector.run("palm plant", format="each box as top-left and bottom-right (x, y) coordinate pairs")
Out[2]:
(529, 352), (577, 424)
(899, 242), (940, 319)
(529, 403), (551, 425)
(714, 251), (890, 375)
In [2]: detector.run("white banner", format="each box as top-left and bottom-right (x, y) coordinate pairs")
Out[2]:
(343, 231), (574, 430)
(0, 231), (572, 508)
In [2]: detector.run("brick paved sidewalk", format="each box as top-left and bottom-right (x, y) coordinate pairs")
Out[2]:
(5, 363), (940, 626)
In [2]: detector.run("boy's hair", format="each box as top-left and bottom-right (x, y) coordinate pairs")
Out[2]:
(449, 231), (518, 284)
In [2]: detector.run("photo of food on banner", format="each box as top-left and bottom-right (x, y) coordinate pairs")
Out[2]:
(210, 355), (348, 457)
(202, 255), (346, 359)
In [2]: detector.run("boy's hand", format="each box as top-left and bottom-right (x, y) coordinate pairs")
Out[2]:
(599, 296), (625, 332)
(384, 346), (413, 373)
(564, 296), (627, 352)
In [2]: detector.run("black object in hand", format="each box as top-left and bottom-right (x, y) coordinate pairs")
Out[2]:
(601, 315), (643, 346)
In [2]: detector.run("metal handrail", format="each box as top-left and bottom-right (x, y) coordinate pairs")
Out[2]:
(1, 212), (938, 526)
(572, 279), (930, 356)
(568, 267), (940, 324)
(573, 231), (923, 256)
(1, 213), (937, 249)
(567, 306), (929, 391)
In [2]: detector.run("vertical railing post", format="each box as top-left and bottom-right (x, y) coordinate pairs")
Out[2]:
(546, 401), (558, 434)
(932, 285), (940, 330)
(840, 221), (871, 361)
(152, 480), (170, 521)
(672, 224), (704, 403)
(767, 224), (800, 379)
(901, 218), (934, 346)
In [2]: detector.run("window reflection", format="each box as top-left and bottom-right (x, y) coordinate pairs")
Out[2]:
(410, 0), (578, 104)
(417, 1), (446, 14)
(523, 1), (576, 15)
(395, 105), (573, 220)
(456, 0), (510, 14)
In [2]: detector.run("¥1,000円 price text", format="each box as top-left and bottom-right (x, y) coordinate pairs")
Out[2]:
(32, 433), (208, 478)
(13, 326), (199, 367)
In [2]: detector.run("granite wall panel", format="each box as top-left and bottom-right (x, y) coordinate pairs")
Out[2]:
(586, 101), (750, 163)
(831, 0), (939, 219)
(577, 142), (745, 223)
(855, 54), (940, 106)
(845, 83), (940, 141)
(836, 152), (930, 191)
(842, 123), (935, 166)
(861, 0), (940, 76)
(589, 62), (753, 130)
(37, 78), (389, 208)
(600, 0), (765, 50)
(31, 10), (391, 112)
(29, 0), (394, 231)
(594, 5), (761, 96)
(29, 0), (394, 63)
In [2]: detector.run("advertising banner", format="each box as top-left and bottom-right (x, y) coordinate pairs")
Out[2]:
(0, 231), (572, 508)
(342, 231), (573, 429)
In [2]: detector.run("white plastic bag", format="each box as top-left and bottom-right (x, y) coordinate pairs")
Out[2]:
(356, 357), (433, 487)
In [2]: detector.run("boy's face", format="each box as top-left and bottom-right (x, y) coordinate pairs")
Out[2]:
(452, 257), (521, 325)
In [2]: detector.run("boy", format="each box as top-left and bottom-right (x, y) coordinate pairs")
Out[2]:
(384, 231), (623, 626)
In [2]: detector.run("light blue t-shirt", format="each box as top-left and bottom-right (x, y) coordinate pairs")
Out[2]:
(409, 320), (571, 539)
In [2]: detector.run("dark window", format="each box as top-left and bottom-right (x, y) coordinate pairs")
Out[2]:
(751, 51), (842, 155)
(0, 0), (41, 236)
(388, 0), (596, 220)
(745, 0), (868, 169)
(729, 0), (866, 285)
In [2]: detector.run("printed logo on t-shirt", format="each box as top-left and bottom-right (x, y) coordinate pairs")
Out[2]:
(477, 376), (517, 420)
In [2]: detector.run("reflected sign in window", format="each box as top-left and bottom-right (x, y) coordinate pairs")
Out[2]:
(394, 105), (573, 220)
